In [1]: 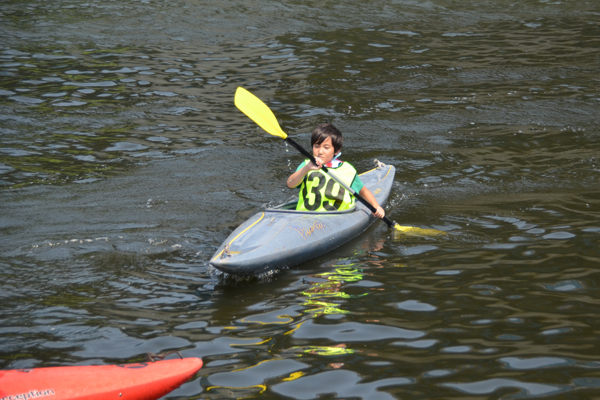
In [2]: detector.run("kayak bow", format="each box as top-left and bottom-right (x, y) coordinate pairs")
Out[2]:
(0, 357), (203, 400)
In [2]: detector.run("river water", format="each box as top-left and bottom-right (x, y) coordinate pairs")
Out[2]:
(1, 0), (599, 399)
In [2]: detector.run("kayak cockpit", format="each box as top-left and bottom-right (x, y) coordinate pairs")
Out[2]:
(266, 200), (357, 215)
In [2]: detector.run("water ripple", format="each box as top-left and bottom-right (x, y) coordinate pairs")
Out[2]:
(207, 359), (309, 388)
(292, 320), (425, 341)
(272, 369), (413, 400)
(442, 378), (566, 398)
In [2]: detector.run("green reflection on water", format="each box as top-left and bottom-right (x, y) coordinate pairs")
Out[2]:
(288, 265), (365, 359)
(301, 265), (366, 316)
(290, 345), (356, 357)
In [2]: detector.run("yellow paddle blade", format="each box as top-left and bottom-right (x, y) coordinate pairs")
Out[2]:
(392, 224), (447, 237)
(234, 87), (288, 139)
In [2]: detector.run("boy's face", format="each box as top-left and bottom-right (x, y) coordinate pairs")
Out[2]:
(313, 136), (338, 165)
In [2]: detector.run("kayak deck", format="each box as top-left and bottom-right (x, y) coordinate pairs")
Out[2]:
(210, 164), (396, 277)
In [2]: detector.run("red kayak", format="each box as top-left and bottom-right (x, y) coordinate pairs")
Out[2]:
(0, 357), (202, 400)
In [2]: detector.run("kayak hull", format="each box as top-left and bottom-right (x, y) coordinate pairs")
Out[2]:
(0, 358), (203, 400)
(210, 164), (395, 276)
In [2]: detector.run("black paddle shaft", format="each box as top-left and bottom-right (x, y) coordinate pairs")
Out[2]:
(284, 138), (396, 228)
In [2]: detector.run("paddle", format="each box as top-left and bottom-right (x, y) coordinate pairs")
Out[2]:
(234, 86), (445, 235)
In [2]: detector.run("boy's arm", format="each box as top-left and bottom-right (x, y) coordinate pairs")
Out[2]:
(359, 187), (385, 219)
(287, 167), (307, 188)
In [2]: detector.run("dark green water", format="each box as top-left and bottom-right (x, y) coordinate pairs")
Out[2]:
(1, 1), (599, 399)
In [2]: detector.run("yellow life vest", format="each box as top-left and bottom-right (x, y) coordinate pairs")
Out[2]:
(297, 160), (357, 212)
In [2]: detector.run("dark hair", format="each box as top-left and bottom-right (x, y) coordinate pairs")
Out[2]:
(311, 123), (343, 153)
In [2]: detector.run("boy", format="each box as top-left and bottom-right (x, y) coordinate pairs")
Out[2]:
(287, 123), (385, 218)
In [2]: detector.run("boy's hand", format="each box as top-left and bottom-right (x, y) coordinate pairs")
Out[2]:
(287, 159), (322, 188)
(372, 206), (385, 219)
(308, 157), (323, 170)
